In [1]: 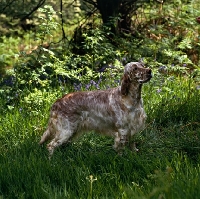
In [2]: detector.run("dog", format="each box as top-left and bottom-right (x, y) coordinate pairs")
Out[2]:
(39, 62), (152, 156)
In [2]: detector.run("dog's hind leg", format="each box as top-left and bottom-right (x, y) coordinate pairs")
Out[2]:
(47, 129), (74, 156)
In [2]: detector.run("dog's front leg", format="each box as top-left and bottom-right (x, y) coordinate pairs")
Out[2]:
(130, 141), (139, 152)
(113, 130), (128, 154)
(113, 132), (120, 151)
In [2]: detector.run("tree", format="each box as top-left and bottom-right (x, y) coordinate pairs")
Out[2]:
(83, 0), (149, 34)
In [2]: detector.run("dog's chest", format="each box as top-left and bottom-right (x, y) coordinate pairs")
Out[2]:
(128, 106), (146, 121)
(126, 104), (147, 134)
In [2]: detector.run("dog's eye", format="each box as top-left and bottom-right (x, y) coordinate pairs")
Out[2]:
(134, 67), (137, 70)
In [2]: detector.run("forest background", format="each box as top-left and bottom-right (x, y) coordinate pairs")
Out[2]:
(0, 0), (200, 198)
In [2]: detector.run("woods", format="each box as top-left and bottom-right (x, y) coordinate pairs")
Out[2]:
(0, 0), (200, 198)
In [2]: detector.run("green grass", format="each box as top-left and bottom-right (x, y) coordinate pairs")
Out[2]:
(0, 77), (200, 199)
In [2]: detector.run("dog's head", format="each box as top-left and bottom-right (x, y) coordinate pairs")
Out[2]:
(121, 62), (152, 95)
(124, 62), (152, 84)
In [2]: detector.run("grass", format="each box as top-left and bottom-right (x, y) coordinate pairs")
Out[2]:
(0, 76), (200, 199)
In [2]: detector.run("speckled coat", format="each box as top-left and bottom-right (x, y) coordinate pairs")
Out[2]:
(39, 62), (152, 156)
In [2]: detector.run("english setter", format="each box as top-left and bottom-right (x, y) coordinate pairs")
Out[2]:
(40, 62), (152, 156)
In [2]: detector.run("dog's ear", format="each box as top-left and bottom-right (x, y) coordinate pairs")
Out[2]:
(121, 74), (131, 96)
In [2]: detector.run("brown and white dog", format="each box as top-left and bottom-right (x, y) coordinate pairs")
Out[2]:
(39, 62), (152, 156)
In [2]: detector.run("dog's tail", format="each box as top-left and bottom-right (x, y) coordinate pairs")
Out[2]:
(39, 111), (58, 145)
(39, 109), (58, 145)
(39, 128), (51, 145)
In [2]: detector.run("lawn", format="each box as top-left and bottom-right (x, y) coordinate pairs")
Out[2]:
(0, 75), (199, 199)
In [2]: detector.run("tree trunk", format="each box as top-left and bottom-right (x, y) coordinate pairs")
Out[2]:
(96, 0), (141, 35)
(96, 0), (122, 34)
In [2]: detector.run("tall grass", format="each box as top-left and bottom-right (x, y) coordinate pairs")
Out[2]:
(0, 76), (199, 199)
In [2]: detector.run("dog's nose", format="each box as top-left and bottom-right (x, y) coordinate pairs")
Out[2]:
(147, 68), (152, 74)
(147, 68), (151, 74)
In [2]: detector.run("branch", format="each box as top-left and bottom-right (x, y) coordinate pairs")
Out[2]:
(82, 0), (97, 7)
(60, 0), (66, 39)
(20, 0), (46, 21)
(0, 0), (15, 13)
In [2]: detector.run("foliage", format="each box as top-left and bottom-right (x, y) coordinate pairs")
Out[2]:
(0, 0), (45, 19)
(0, 36), (19, 75)
(0, 6), (126, 108)
(36, 5), (60, 43)
(0, 0), (80, 33)
(131, 0), (200, 66)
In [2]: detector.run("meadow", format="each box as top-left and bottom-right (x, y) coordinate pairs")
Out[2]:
(0, 73), (199, 199)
